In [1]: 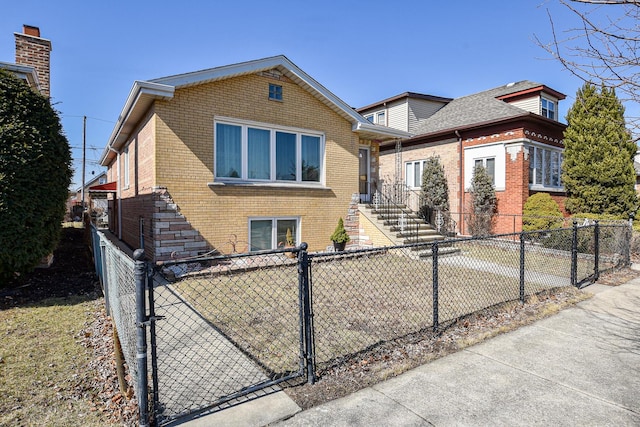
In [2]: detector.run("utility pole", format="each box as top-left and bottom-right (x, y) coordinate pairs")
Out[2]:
(81, 115), (86, 214)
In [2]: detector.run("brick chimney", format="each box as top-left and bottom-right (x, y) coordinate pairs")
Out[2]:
(15, 25), (52, 97)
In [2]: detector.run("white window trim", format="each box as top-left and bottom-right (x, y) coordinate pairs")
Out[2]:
(405, 160), (426, 189)
(214, 116), (325, 186)
(464, 143), (506, 191)
(248, 216), (300, 252)
(529, 144), (564, 191)
(473, 157), (496, 186)
(541, 97), (556, 120)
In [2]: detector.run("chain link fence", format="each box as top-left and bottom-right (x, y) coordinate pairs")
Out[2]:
(148, 252), (306, 424)
(91, 221), (630, 426)
(89, 226), (140, 400)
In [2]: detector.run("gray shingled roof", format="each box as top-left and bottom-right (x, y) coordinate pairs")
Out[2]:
(413, 80), (544, 135)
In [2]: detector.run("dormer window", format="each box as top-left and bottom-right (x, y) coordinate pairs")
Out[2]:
(541, 98), (556, 120)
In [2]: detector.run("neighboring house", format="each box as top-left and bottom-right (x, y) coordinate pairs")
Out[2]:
(66, 172), (108, 220)
(357, 92), (452, 134)
(0, 25), (51, 97)
(370, 81), (567, 234)
(99, 55), (408, 261)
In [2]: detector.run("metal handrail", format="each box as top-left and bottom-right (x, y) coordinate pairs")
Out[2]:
(380, 182), (457, 237)
(372, 183), (422, 243)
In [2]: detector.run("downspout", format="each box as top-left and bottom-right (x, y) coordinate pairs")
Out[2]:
(108, 146), (122, 240)
(455, 130), (463, 235)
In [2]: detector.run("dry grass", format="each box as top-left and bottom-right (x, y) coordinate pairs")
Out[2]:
(286, 285), (590, 409)
(173, 250), (563, 374)
(0, 296), (111, 427)
(458, 240), (584, 277)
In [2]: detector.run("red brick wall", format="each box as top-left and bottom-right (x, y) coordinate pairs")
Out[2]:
(15, 30), (51, 97)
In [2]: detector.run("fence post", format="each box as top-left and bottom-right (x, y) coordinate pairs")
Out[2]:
(626, 214), (633, 267)
(593, 221), (600, 282)
(519, 232), (525, 303)
(298, 243), (315, 384)
(147, 266), (160, 423)
(571, 221), (578, 287)
(432, 241), (439, 332)
(134, 249), (150, 427)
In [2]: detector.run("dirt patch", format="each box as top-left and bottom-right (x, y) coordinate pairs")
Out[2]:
(593, 266), (640, 286)
(0, 227), (137, 425)
(0, 228), (98, 308)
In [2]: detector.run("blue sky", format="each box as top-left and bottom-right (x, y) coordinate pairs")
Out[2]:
(0, 1), (598, 189)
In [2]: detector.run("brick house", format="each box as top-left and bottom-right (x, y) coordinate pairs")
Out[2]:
(0, 25), (51, 96)
(359, 81), (567, 234)
(99, 56), (408, 261)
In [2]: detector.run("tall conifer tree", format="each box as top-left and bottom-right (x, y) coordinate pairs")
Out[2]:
(420, 156), (449, 211)
(0, 70), (72, 282)
(562, 83), (637, 216)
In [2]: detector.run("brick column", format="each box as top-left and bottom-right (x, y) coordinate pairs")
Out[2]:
(15, 25), (52, 97)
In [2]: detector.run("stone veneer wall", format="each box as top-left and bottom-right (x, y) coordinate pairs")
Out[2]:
(152, 186), (209, 261)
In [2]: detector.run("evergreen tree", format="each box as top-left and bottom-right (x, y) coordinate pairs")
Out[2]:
(0, 70), (72, 283)
(467, 165), (497, 236)
(420, 156), (449, 210)
(562, 83), (637, 216)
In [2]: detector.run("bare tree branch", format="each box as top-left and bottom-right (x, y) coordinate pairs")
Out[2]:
(536, 0), (640, 135)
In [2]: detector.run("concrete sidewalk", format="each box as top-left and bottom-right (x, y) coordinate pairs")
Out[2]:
(272, 277), (640, 426)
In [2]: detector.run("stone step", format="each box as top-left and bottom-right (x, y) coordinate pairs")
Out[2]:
(403, 235), (446, 245)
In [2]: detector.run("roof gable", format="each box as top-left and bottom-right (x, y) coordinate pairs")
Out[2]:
(100, 55), (408, 165)
(412, 80), (565, 136)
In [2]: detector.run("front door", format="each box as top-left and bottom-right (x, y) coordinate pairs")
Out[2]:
(359, 147), (370, 203)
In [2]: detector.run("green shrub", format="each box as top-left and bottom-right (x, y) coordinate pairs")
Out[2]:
(0, 70), (72, 283)
(522, 193), (563, 232)
(330, 218), (350, 244)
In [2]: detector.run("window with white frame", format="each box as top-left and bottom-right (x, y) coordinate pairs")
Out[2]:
(249, 217), (298, 251)
(405, 160), (426, 188)
(365, 114), (374, 123)
(215, 119), (323, 183)
(473, 157), (496, 185)
(123, 146), (130, 188)
(541, 98), (556, 120)
(529, 145), (563, 188)
(376, 111), (385, 125)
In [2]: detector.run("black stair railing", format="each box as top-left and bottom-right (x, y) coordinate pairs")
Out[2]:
(372, 182), (421, 243)
(374, 182), (457, 239)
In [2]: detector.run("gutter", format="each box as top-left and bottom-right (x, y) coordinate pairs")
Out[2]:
(99, 81), (174, 165)
(353, 121), (411, 140)
(455, 130), (463, 235)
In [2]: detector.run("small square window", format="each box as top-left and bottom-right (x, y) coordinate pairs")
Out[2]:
(541, 98), (556, 120)
(269, 84), (283, 101)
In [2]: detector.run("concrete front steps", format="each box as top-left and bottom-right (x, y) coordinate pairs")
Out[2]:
(359, 204), (459, 258)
